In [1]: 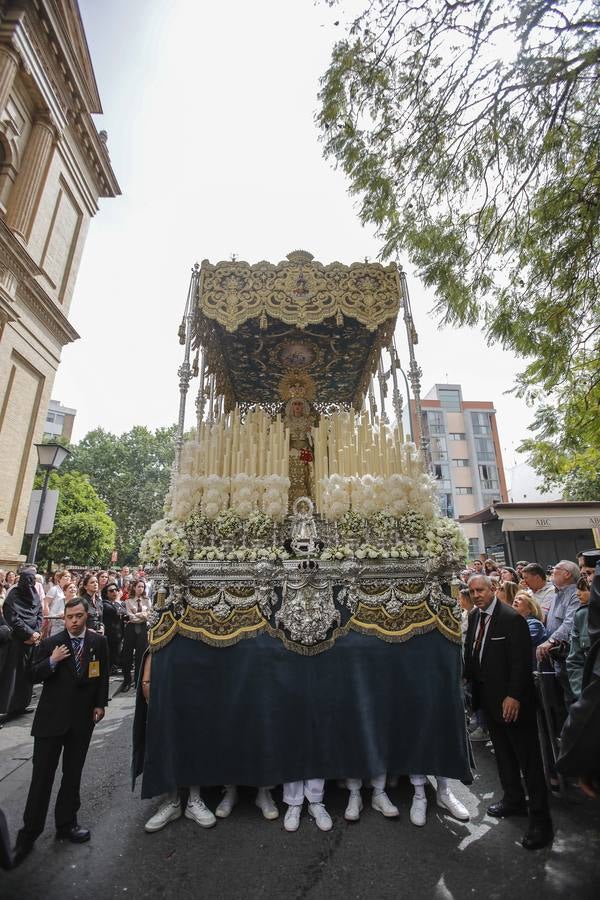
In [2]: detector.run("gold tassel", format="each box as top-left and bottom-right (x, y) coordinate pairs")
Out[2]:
(259, 310), (267, 329)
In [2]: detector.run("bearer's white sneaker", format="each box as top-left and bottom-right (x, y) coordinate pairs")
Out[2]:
(144, 795), (182, 832)
(410, 794), (427, 827)
(185, 796), (217, 828)
(372, 791), (399, 818)
(255, 787), (279, 820)
(284, 805), (302, 832)
(215, 786), (237, 818)
(437, 789), (470, 821)
(344, 791), (363, 821)
(308, 802), (333, 831)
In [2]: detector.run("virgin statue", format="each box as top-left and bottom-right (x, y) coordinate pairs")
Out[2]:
(279, 372), (317, 507)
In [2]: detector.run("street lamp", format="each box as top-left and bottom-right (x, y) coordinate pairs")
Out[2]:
(27, 442), (72, 565)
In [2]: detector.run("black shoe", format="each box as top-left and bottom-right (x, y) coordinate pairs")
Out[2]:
(12, 839), (34, 867)
(522, 821), (554, 850)
(487, 800), (528, 818)
(56, 825), (90, 843)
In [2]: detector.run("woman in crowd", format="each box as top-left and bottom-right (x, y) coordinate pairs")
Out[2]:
(97, 570), (109, 596)
(512, 591), (547, 662)
(496, 580), (518, 606)
(102, 580), (125, 674)
(43, 569), (71, 638)
(483, 559), (499, 576)
(79, 572), (104, 634)
(500, 566), (519, 584)
(3, 571), (16, 594)
(0, 571), (42, 718)
(121, 579), (150, 691)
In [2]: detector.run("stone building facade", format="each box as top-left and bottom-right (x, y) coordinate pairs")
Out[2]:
(0, 1), (119, 567)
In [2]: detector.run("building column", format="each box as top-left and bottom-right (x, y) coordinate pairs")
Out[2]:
(0, 44), (19, 117)
(6, 116), (56, 240)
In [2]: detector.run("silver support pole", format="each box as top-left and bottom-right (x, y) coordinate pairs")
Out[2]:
(397, 268), (431, 471)
(207, 374), (216, 425)
(377, 353), (389, 424)
(368, 379), (378, 423)
(195, 351), (206, 437)
(175, 263), (200, 475)
(389, 340), (404, 430)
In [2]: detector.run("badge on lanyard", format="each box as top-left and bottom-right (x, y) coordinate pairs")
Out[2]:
(88, 653), (100, 678)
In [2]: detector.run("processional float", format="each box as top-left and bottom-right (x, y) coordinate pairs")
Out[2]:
(134, 251), (472, 796)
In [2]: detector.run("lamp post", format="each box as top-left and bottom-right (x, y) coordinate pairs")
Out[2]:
(27, 442), (72, 565)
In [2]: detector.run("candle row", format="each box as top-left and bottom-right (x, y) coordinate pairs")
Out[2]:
(312, 410), (415, 514)
(180, 405), (290, 478)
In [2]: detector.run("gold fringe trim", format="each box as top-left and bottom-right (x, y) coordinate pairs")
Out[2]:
(177, 622), (265, 648)
(263, 621), (353, 656)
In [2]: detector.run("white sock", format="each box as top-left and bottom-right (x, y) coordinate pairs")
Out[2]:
(437, 777), (449, 793)
(414, 785), (426, 800)
(188, 786), (202, 804)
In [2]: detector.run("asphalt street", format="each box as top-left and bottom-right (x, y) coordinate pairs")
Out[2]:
(1, 688), (599, 900)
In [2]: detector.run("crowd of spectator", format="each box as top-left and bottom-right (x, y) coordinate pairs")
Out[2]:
(0, 563), (153, 723)
(458, 553), (597, 767)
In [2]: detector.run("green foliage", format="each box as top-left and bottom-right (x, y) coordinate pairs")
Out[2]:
(518, 368), (600, 500)
(63, 425), (177, 564)
(27, 471), (116, 566)
(319, 0), (600, 487)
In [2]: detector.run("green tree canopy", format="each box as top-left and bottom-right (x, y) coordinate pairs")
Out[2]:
(63, 425), (177, 564)
(319, 0), (600, 488)
(26, 471), (116, 567)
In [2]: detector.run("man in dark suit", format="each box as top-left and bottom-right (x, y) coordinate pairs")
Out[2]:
(13, 597), (109, 866)
(464, 575), (553, 850)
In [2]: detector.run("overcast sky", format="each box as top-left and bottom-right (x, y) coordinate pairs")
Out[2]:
(52, 0), (536, 475)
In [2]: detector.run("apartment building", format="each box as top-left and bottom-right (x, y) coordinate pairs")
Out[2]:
(415, 384), (508, 559)
(43, 398), (76, 442)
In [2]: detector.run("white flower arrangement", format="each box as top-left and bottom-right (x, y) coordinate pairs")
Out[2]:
(320, 473), (351, 520)
(194, 545), (290, 562)
(230, 474), (261, 520)
(261, 475), (290, 522)
(320, 468), (437, 523)
(139, 518), (188, 564)
(317, 516), (466, 567)
(201, 475), (230, 520)
(167, 473), (205, 522)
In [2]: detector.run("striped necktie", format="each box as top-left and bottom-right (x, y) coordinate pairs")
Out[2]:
(72, 637), (84, 673)
(473, 612), (487, 661)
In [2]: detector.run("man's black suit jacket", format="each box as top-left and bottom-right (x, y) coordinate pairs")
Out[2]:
(30, 629), (109, 737)
(464, 601), (536, 724)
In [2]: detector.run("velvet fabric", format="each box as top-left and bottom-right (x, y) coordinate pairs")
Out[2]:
(133, 629), (472, 798)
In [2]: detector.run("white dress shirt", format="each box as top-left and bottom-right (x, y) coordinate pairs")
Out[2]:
(473, 597), (497, 662)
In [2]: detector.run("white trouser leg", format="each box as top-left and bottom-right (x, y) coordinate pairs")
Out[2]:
(188, 785), (202, 803)
(283, 781), (304, 806)
(346, 778), (362, 791)
(304, 779), (325, 804)
(371, 773), (386, 793)
(410, 775), (427, 798)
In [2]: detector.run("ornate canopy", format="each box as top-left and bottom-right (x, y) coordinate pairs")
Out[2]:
(193, 251), (401, 410)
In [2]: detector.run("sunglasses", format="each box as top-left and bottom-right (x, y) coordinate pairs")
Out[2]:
(107, 586), (118, 592)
